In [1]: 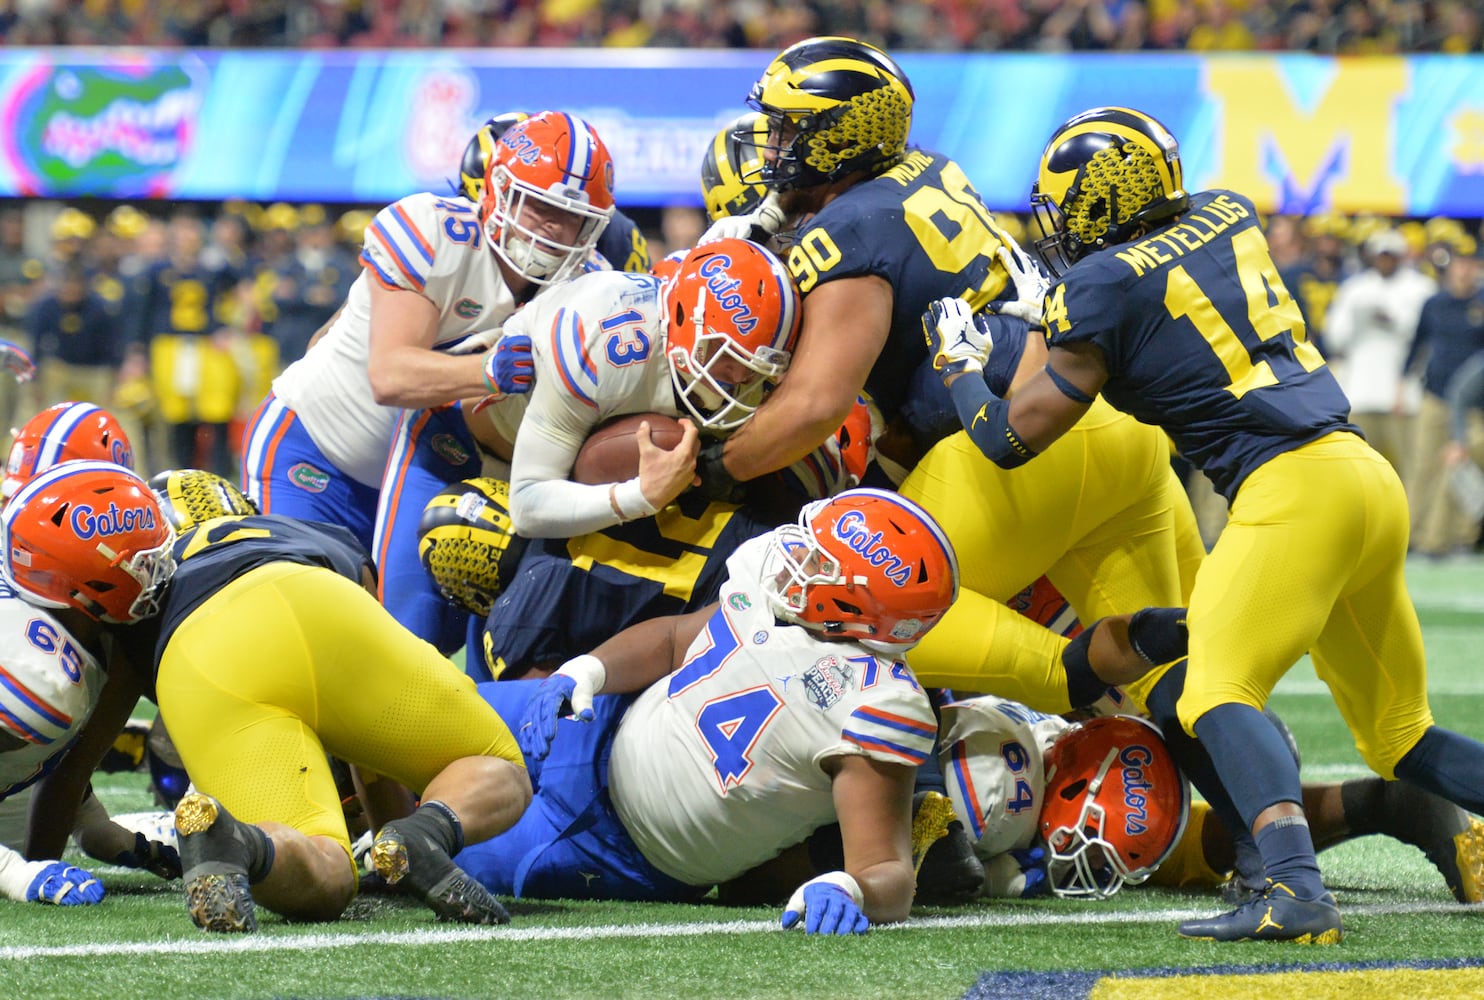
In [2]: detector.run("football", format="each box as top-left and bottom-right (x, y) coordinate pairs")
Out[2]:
(573, 412), (686, 485)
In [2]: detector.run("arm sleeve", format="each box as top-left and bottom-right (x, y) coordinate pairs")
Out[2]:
(507, 422), (655, 538)
(945, 375), (1037, 468)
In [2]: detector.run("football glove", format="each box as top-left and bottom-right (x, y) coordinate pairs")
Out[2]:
(26, 861), (105, 905)
(113, 830), (182, 881)
(781, 871), (869, 935)
(694, 438), (744, 503)
(0, 338), (35, 383)
(922, 297), (990, 379)
(517, 654), (606, 762)
(698, 191), (787, 245)
(985, 846), (1050, 899)
(988, 234), (1051, 327)
(482, 332), (534, 397)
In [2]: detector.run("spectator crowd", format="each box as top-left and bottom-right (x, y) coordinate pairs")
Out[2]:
(0, 0), (1479, 54)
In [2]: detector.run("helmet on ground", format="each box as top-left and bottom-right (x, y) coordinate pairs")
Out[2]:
(417, 478), (528, 618)
(701, 112), (771, 221)
(479, 110), (616, 286)
(663, 238), (801, 431)
(1038, 714), (1190, 899)
(1, 460), (175, 624)
(746, 36), (914, 190)
(146, 469), (257, 534)
(762, 487), (958, 653)
(1030, 106), (1188, 276)
(4, 402), (134, 502)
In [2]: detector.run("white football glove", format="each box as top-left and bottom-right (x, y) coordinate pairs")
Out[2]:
(922, 297), (989, 378)
(698, 191), (787, 244)
(990, 232), (1052, 326)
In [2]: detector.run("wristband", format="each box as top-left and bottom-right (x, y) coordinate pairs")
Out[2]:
(1061, 625), (1105, 709)
(801, 870), (864, 907)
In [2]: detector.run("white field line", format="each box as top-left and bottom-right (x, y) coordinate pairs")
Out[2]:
(0, 899), (1475, 961)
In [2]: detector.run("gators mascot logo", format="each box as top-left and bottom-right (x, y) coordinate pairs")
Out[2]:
(2, 55), (209, 196)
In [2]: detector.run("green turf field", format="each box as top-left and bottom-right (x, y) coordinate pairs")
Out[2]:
(4, 556), (1484, 1000)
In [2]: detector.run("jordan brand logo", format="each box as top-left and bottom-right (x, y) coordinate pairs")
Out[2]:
(1254, 906), (1283, 935)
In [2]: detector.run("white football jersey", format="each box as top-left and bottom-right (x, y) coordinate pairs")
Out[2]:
(608, 535), (937, 887)
(0, 592), (105, 800)
(505, 269), (682, 537)
(271, 192), (526, 486)
(938, 694), (1068, 862)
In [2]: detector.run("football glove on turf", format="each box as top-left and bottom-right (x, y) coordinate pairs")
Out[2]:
(113, 830), (182, 881)
(781, 871), (869, 935)
(26, 861), (105, 905)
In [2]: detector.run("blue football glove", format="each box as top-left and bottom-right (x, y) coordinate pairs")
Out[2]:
(0, 338), (35, 384)
(26, 862), (104, 905)
(922, 297), (989, 380)
(517, 654), (605, 762)
(114, 830), (182, 881)
(780, 871), (869, 935)
(1008, 846), (1050, 898)
(482, 332), (533, 397)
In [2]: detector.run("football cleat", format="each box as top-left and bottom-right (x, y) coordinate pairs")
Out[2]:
(1218, 869), (1269, 906)
(1367, 783), (1484, 904)
(371, 821), (511, 925)
(174, 793), (259, 933)
(1178, 881), (1343, 944)
(910, 790), (985, 906)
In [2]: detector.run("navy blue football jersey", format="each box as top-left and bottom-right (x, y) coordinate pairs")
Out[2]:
(154, 515), (374, 662)
(483, 494), (772, 680)
(1043, 189), (1358, 500)
(782, 149), (1014, 425)
(597, 208), (652, 274)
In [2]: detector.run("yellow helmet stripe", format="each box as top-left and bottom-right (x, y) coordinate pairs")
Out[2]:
(1052, 119), (1183, 197)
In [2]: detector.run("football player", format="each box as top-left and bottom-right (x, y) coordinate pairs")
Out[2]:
(0, 573), (153, 906)
(695, 36), (1029, 497)
(4, 461), (531, 932)
(491, 237), (801, 540)
(699, 111), (774, 235)
(453, 489), (1170, 930)
(457, 113), (652, 275)
(943, 694), (1484, 906)
(924, 105), (1484, 942)
(455, 489), (957, 933)
(3, 401), (134, 502)
(241, 110), (616, 557)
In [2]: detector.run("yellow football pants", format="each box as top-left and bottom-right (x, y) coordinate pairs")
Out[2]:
(1176, 432), (1434, 777)
(156, 562), (523, 857)
(901, 398), (1202, 713)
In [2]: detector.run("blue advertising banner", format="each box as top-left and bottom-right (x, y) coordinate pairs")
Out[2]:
(1, 48), (1481, 216)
